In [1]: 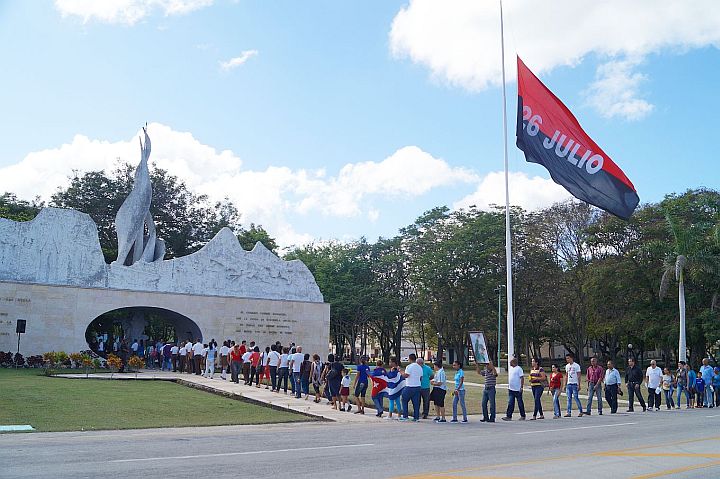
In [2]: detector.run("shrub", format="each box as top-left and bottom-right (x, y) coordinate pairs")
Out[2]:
(13, 352), (25, 367)
(106, 354), (123, 378)
(27, 355), (44, 367)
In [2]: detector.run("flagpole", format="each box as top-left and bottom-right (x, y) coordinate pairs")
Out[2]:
(499, 0), (515, 370)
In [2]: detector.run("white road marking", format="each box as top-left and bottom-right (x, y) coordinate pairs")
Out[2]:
(706, 415), (720, 418)
(515, 422), (637, 435)
(109, 443), (375, 463)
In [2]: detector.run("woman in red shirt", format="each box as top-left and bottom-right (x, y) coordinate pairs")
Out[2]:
(229, 344), (242, 384)
(249, 346), (261, 387)
(549, 364), (563, 419)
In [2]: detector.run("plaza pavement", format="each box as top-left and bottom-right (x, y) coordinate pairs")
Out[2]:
(1, 404), (718, 479)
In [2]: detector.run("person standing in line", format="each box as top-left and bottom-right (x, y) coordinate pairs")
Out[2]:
(564, 353), (584, 417)
(353, 356), (370, 415)
(712, 367), (720, 407)
(178, 342), (186, 373)
(370, 360), (387, 417)
(249, 346), (261, 387)
(311, 354), (324, 403)
(131, 339), (139, 356)
(478, 360), (498, 423)
(549, 364), (563, 419)
(399, 353), (423, 422)
(451, 361), (468, 423)
(327, 354), (344, 410)
(219, 341), (230, 380)
(645, 360), (663, 411)
(290, 346), (304, 398)
(204, 342), (216, 379)
(661, 367), (675, 409)
(687, 363), (697, 408)
(300, 353), (312, 400)
(268, 344), (281, 392)
(604, 360), (622, 414)
(238, 340), (247, 358)
(503, 358), (526, 421)
(625, 357), (647, 412)
(340, 368), (352, 411)
(171, 342), (180, 372)
(585, 357), (604, 416)
(387, 357), (402, 420)
(229, 343), (242, 383)
(699, 358), (715, 408)
(418, 357), (434, 420)
(675, 361), (689, 409)
(431, 360), (447, 423)
(192, 338), (204, 376)
(186, 340), (194, 374)
(695, 372), (706, 407)
(161, 342), (175, 371)
(529, 358), (546, 420)
(241, 347), (253, 385)
(278, 347), (290, 394)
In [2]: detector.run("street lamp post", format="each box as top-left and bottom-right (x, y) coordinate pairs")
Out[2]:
(494, 285), (505, 368)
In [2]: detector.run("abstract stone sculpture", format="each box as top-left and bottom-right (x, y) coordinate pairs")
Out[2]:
(114, 127), (165, 266)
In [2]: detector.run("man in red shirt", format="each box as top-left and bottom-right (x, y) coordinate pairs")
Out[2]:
(229, 344), (242, 384)
(585, 357), (604, 415)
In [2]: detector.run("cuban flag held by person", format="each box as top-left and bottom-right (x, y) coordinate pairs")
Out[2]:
(370, 369), (405, 399)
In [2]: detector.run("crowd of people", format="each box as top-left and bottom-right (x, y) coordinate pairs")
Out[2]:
(121, 336), (720, 423)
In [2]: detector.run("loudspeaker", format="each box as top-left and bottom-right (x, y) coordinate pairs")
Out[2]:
(16, 319), (26, 334)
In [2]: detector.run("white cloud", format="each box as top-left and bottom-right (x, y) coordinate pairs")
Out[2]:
(584, 58), (654, 121)
(454, 171), (571, 212)
(390, 0), (720, 94)
(54, 0), (213, 25)
(219, 50), (259, 71)
(0, 124), (474, 249)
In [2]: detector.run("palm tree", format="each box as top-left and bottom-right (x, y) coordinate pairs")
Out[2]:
(660, 214), (719, 362)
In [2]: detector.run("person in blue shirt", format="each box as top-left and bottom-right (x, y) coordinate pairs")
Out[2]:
(688, 365), (697, 408)
(451, 361), (467, 423)
(353, 356), (371, 415)
(695, 375), (705, 408)
(699, 359), (715, 408)
(712, 367), (720, 408)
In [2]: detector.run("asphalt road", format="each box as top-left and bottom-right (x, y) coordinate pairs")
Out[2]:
(2, 408), (719, 479)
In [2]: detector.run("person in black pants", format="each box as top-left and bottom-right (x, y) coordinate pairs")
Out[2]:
(604, 360), (621, 414)
(625, 357), (646, 412)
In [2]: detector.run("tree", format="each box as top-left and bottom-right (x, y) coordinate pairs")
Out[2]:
(0, 193), (42, 221)
(238, 223), (278, 253)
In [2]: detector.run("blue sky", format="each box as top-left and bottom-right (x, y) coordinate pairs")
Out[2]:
(1, 1), (718, 247)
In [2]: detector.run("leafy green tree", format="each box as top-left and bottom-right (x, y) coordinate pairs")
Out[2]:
(238, 223), (278, 253)
(0, 193), (43, 222)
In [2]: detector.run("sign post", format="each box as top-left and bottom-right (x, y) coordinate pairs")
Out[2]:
(15, 319), (26, 369)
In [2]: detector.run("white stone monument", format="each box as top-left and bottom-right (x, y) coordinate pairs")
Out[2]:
(0, 128), (329, 357)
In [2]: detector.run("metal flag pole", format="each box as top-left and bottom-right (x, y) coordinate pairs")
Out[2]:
(499, 0), (515, 370)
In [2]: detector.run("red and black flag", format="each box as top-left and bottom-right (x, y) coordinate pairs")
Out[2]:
(515, 57), (639, 220)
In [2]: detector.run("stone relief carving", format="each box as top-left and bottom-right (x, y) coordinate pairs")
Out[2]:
(0, 128), (323, 303)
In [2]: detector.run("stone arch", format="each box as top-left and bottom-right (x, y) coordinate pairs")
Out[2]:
(84, 306), (202, 355)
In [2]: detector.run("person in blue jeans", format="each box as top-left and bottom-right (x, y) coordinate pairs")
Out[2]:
(399, 353), (422, 421)
(451, 361), (467, 423)
(479, 360), (498, 422)
(564, 353), (584, 417)
(676, 361), (690, 409)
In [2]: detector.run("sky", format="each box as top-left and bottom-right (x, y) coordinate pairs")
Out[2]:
(0, 0), (719, 249)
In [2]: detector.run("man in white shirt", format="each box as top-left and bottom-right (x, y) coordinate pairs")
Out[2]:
(400, 353), (423, 421)
(268, 345), (282, 392)
(219, 341), (230, 380)
(242, 349), (252, 385)
(131, 339), (139, 356)
(564, 353), (584, 417)
(502, 358), (526, 421)
(192, 339), (204, 376)
(645, 360), (663, 411)
(290, 346), (304, 398)
(171, 343), (179, 372)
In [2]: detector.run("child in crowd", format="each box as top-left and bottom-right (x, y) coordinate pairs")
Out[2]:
(695, 374), (706, 407)
(340, 368), (352, 412)
(688, 366), (697, 408)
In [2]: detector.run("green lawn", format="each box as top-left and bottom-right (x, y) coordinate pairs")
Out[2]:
(0, 368), (309, 432)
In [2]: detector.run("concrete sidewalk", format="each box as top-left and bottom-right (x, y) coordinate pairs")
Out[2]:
(464, 380), (632, 404)
(55, 370), (381, 423)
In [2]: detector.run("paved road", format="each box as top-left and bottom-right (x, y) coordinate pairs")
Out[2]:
(2, 409), (719, 478)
